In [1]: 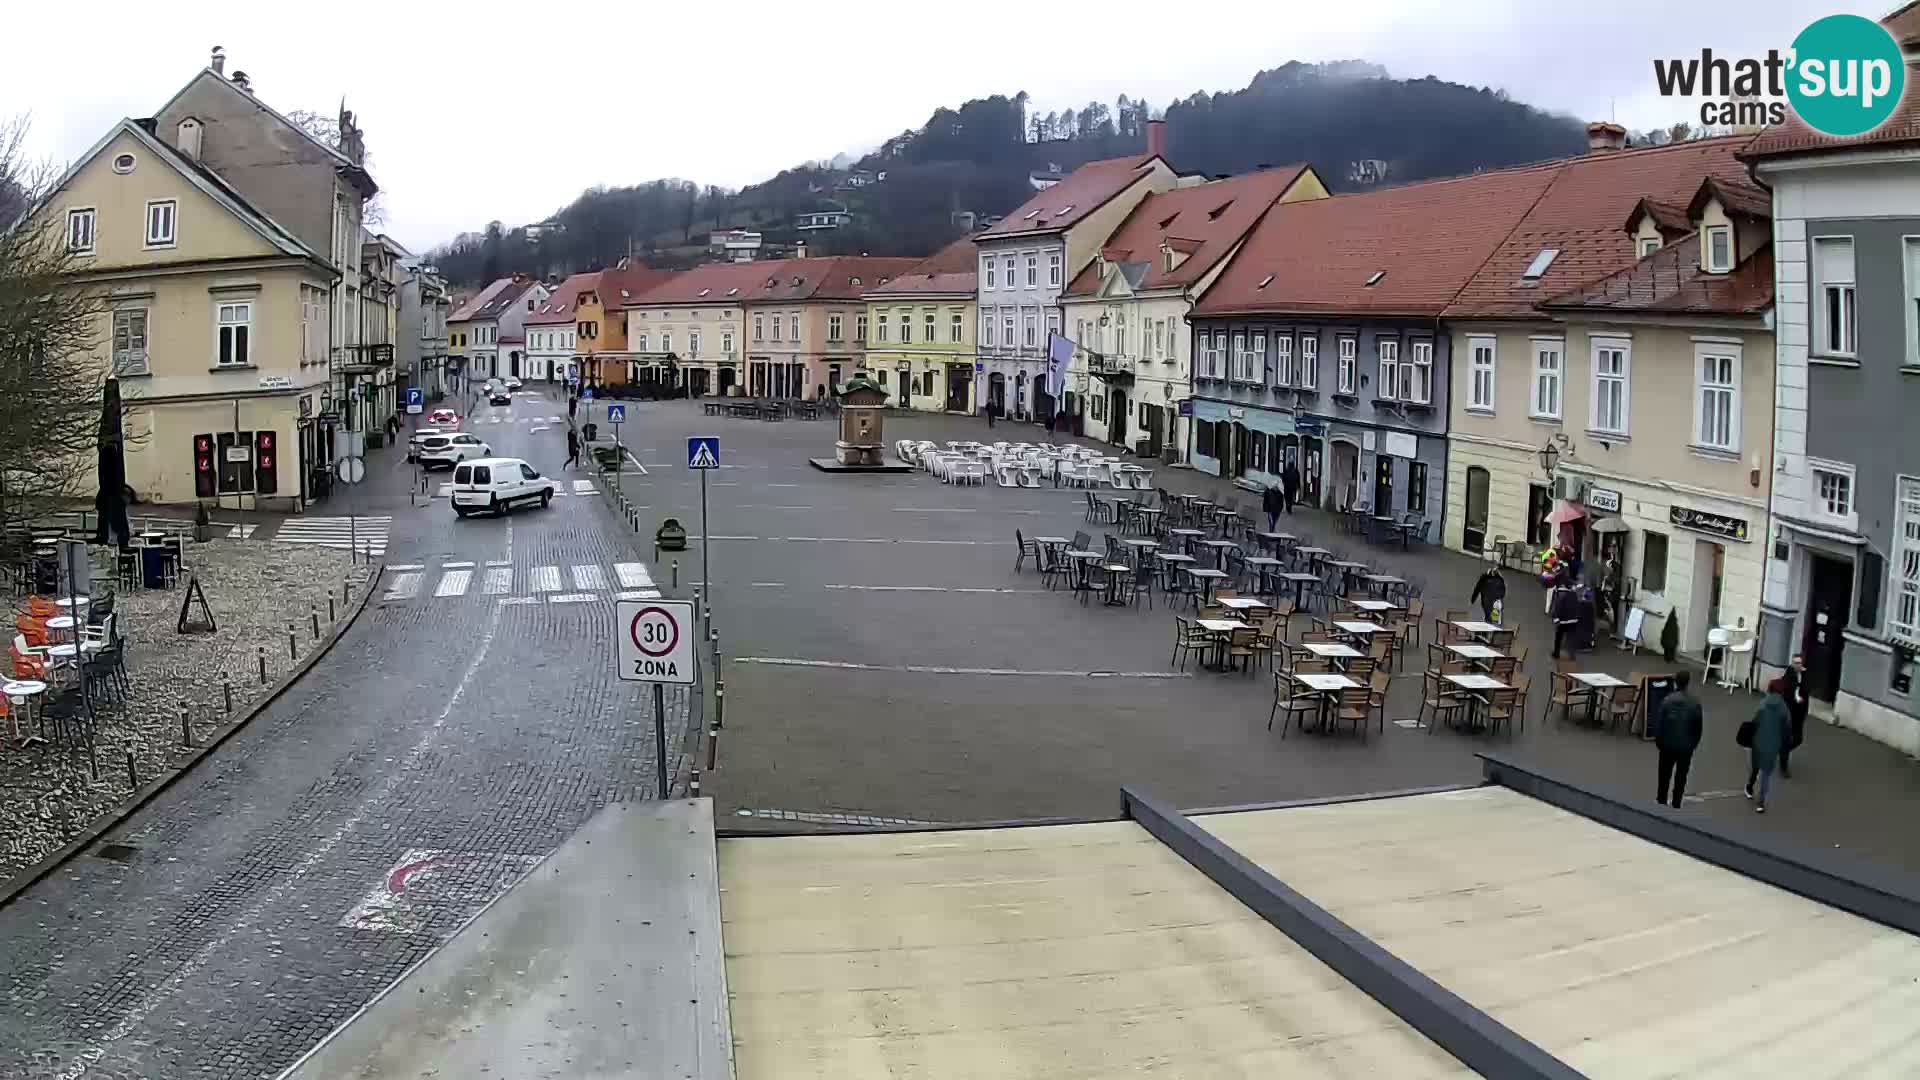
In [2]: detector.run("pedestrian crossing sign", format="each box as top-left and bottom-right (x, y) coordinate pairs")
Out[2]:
(607, 404), (626, 424)
(687, 436), (721, 470)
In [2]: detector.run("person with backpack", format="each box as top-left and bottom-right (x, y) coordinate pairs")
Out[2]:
(1652, 670), (1704, 808)
(565, 427), (581, 471)
(1743, 679), (1793, 813)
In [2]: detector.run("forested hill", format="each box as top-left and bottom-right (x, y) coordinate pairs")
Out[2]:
(427, 61), (1587, 287)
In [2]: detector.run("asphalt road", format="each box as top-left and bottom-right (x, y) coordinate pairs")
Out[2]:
(0, 385), (692, 1080)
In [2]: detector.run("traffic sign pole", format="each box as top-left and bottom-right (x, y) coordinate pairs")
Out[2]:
(699, 468), (709, 621)
(653, 683), (667, 799)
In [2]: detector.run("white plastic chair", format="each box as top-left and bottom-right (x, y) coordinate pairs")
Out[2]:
(996, 465), (1018, 488)
(1704, 627), (1731, 690)
(1131, 470), (1152, 490)
(1722, 620), (1755, 693)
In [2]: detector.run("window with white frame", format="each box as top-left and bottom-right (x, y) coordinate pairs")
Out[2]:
(1892, 476), (1920, 645)
(1045, 310), (1060, 349)
(1299, 335), (1318, 388)
(1639, 236), (1661, 258)
(981, 312), (993, 346)
(216, 301), (252, 366)
(1024, 312), (1037, 348)
(1907, 238), (1920, 366)
(827, 313), (842, 341)
(983, 258), (995, 289)
(1467, 336), (1495, 410)
(67, 208), (95, 253)
(1154, 319), (1166, 360)
(1408, 339), (1432, 403)
(770, 316), (780, 342)
(1231, 332), (1248, 380)
(1116, 319), (1128, 357)
(1026, 253), (1037, 286)
(753, 313), (764, 341)
(636, 332), (648, 352)
(1694, 344), (1741, 451)
(112, 308), (148, 375)
(1705, 226), (1733, 273)
(950, 311), (962, 342)
(1810, 459), (1856, 530)
(661, 331), (673, 354)
(1250, 332), (1266, 382)
(1531, 339), (1563, 419)
(1048, 251), (1062, 286)
(689, 330), (701, 356)
(1003, 312), (1014, 347)
(1336, 336), (1357, 393)
(721, 331), (733, 354)
(144, 199), (177, 247)
(925, 310), (936, 341)
(856, 314), (867, 341)
(900, 309), (914, 343)
(1377, 338), (1399, 399)
(1002, 257), (1015, 286)
(1814, 236), (1856, 357)
(1590, 338), (1630, 434)
(789, 314), (799, 340)
(876, 313), (889, 343)
(300, 284), (323, 365)
(1274, 334), (1293, 385)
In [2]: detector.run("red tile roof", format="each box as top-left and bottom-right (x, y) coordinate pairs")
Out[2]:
(1064, 165), (1313, 298)
(600, 265), (677, 308)
(472, 278), (539, 319)
(1688, 175), (1770, 220)
(868, 236), (978, 296)
(526, 271), (602, 325)
(620, 260), (780, 308)
(977, 154), (1164, 239)
(738, 256), (922, 303)
(1742, 60), (1920, 159)
(1624, 197), (1692, 236)
(448, 277), (515, 323)
(1442, 135), (1760, 319)
(1884, 1), (1920, 47)
(1193, 164), (1562, 318)
(1539, 233), (1773, 316)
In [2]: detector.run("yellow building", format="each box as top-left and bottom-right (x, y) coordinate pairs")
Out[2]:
(578, 262), (675, 389)
(34, 117), (336, 509)
(863, 237), (978, 412)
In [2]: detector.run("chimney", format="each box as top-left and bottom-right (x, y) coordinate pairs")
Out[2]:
(210, 46), (225, 76)
(794, 240), (807, 260)
(1146, 118), (1167, 159)
(231, 70), (251, 93)
(1586, 121), (1627, 153)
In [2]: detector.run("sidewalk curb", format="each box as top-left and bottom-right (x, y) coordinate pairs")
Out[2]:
(0, 561), (386, 910)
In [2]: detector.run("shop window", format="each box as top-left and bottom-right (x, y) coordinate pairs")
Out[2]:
(1642, 531), (1669, 594)
(1196, 420), (1215, 458)
(1408, 461), (1427, 515)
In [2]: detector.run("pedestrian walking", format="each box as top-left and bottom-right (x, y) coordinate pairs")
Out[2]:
(1470, 565), (1506, 623)
(1262, 484), (1283, 532)
(1741, 679), (1792, 812)
(1779, 653), (1810, 778)
(1281, 459), (1301, 515)
(567, 395), (578, 420)
(1652, 669), (1703, 808)
(565, 427), (581, 470)
(1549, 582), (1579, 659)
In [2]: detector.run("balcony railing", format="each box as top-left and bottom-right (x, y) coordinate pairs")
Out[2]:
(1088, 352), (1134, 378)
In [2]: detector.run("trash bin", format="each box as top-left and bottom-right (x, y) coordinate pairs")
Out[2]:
(655, 518), (688, 552)
(582, 422), (598, 442)
(141, 545), (169, 589)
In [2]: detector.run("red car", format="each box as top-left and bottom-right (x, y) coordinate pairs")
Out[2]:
(427, 408), (460, 427)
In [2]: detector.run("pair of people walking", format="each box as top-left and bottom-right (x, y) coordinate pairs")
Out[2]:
(1654, 659), (1809, 814)
(1260, 461), (1301, 530)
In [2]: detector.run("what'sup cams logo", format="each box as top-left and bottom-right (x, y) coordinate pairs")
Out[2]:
(1654, 14), (1907, 136)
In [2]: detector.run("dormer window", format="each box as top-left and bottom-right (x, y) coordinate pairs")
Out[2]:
(1207, 201), (1232, 221)
(1257, 274), (1274, 289)
(697, 288), (710, 297)
(1639, 237), (1661, 258)
(1364, 271), (1386, 287)
(1057, 204), (1074, 216)
(850, 276), (861, 285)
(1705, 226), (1733, 273)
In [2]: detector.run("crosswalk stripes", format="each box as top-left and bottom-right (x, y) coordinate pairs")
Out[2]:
(274, 516), (391, 557)
(226, 523), (258, 540)
(571, 479), (598, 496)
(614, 562), (653, 589)
(383, 571), (422, 601)
(571, 564), (606, 590)
(434, 569), (472, 597)
(529, 566), (562, 593)
(379, 561), (665, 606)
(482, 567), (511, 595)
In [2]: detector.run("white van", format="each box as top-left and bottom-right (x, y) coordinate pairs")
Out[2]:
(450, 457), (557, 517)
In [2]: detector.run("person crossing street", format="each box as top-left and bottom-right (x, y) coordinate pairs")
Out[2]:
(565, 426), (581, 470)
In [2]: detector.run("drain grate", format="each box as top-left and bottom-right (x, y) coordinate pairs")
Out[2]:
(93, 843), (140, 863)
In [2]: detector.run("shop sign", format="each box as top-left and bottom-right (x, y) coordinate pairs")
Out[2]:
(299, 395), (313, 418)
(1586, 486), (1622, 513)
(1670, 505), (1750, 542)
(257, 375), (292, 390)
(1176, 400), (1193, 417)
(1382, 431), (1418, 459)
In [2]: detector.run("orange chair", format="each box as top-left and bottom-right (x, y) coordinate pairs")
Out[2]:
(25, 596), (57, 619)
(16, 613), (49, 648)
(11, 638), (49, 680)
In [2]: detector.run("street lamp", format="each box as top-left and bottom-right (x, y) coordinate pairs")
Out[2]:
(1537, 440), (1559, 478)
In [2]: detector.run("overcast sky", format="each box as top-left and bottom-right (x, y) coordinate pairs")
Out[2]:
(5, 0), (1876, 254)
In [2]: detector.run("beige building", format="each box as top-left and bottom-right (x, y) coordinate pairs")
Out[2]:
(863, 238), (978, 412)
(36, 118), (337, 509)
(1445, 156), (1775, 656)
(740, 256), (918, 398)
(618, 261), (757, 397)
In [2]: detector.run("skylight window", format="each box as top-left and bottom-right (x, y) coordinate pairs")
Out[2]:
(697, 288), (710, 297)
(1365, 271), (1386, 287)
(1521, 248), (1560, 279)
(1257, 274), (1275, 289)
(726, 287), (738, 296)
(1158, 213), (1178, 229)
(1207, 201), (1233, 221)
(1058, 204), (1074, 215)
(1023, 209), (1041, 220)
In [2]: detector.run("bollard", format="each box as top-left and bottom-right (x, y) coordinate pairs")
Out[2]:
(689, 768), (701, 800)
(125, 751), (137, 792)
(311, 603), (321, 639)
(258, 646), (267, 684)
(329, 597), (336, 623)
(180, 705), (193, 748)
(715, 682), (725, 730)
(342, 578), (350, 605)
(287, 624), (298, 662)
(672, 560), (679, 590)
(223, 672), (233, 715)
(705, 722), (719, 771)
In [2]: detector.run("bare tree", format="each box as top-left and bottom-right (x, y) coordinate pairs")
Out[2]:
(285, 108), (385, 227)
(0, 115), (117, 532)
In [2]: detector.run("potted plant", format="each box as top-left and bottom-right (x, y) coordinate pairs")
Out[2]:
(1660, 610), (1680, 663)
(192, 501), (214, 543)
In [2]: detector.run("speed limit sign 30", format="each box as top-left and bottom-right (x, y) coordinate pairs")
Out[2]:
(616, 599), (695, 684)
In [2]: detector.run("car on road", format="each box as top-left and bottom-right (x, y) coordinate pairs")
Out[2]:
(416, 432), (492, 470)
(489, 389), (512, 406)
(450, 457), (555, 516)
(427, 408), (460, 427)
(504, 376), (523, 390)
(406, 427), (443, 461)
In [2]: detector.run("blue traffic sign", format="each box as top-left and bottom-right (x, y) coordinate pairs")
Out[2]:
(581, 387), (595, 402)
(406, 387), (423, 406)
(687, 436), (721, 470)
(607, 404), (627, 424)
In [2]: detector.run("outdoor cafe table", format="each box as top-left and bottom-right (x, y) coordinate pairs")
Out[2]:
(1362, 574), (1406, 597)
(3, 678), (47, 746)
(1302, 641), (1363, 669)
(1120, 537), (1159, 567)
(1349, 599), (1398, 614)
(1195, 618), (1247, 671)
(1064, 550), (1103, 594)
(1367, 515), (1400, 545)
(1446, 643), (1506, 672)
(1197, 539), (1238, 567)
(1444, 673), (1509, 731)
(1185, 567), (1229, 604)
(1279, 571), (1320, 609)
(1244, 556), (1283, 597)
(1252, 530), (1295, 555)
(1167, 528), (1205, 555)
(1296, 546), (1332, 570)
(1451, 620), (1503, 643)
(1332, 620), (1386, 645)
(1218, 597), (1269, 614)
(53, 596), (90, 610)
(1569, 671), (1631, 727)
(1097, 563), (1133, 607)
(1327, 560), (1371, 593)
(1294, 671), (1360, 731)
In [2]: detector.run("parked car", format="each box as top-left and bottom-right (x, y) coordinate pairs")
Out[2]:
(427, 408), (460, 427)
(489, 389), (512, 406)
(406, 427), (442, 461)
(450, 458), (555, 517)
(417, 432), (492, 470)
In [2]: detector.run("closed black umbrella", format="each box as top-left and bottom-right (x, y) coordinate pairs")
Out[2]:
(94, 377), (130, 550)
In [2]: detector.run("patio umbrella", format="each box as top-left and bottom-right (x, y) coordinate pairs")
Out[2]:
(1545, 501), (1586, 526)
(93, 377), (131, 550)
(1591, 516), (1630, 534)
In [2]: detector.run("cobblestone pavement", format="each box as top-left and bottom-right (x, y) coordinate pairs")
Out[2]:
(0, 386), (698, 1080)
(1, 541), (374, 880)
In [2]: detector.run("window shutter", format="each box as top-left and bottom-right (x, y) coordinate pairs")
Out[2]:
(1815, 237), (1855, 283)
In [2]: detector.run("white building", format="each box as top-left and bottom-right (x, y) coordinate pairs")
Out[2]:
(525, 272), (595, 383)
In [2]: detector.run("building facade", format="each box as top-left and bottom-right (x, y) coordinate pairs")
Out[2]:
(973, 122), (1177, 422)
(40, 118), (335, 510)
(864, 238), (978, 412)
(741, 257), (917, 399)
(1060, 165), (1327, 458)
(576, 263), (673, 389)
(446, 277), (512, 396)
(396, 260), (449, 403)
(620, 262), (763, 398)
(1747, 67), (1920, 751)
(526, 272), (594, 384)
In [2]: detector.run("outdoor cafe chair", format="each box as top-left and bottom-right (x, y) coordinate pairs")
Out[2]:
(1126, 566), (1155, 610)
(1345, 657), (1377, 683)
(1403, 599), (1425, 648)
(1438, 609), (1468, 644)
(1545, 670), (1596, 726)
(1170, 616), (1211, 671)
(1606, 682), (1642, 735)
(1420, 671), (1466, 735)
(1489, 629), (1517, 653)
(1225, 626), (1262, 676)
(1334, 687), (1374, 741)
(996, 465), (1019, 488)
(1484, 688), (1521, 738)
(1013, 530), (1041, 572)
(1271, 673), (1323, 738)
(1489, 656), (1519, 684)
(1368, 633), (1394, 672)
(1510, 674), (1532, 733)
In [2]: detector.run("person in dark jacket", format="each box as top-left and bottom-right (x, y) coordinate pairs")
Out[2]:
(1470, 566), (1507, 623)
(1280, 460), (1301, 514)
(565, 427), (581, 470)
(1262, 485), (1284, 531)
(1746, 679), (1793, 813)
(1549, 585), (1579, 659)
(1779, 653), (1810, 778)
(1653, 670), (1704, 808)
